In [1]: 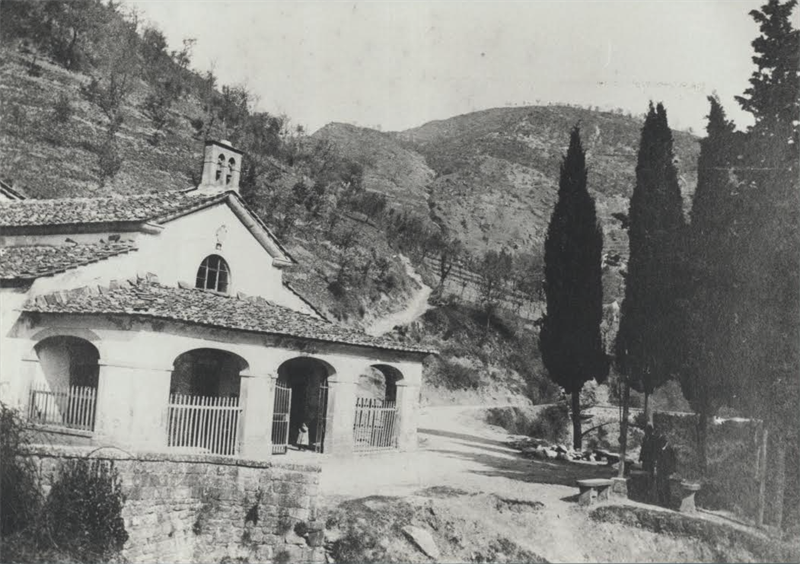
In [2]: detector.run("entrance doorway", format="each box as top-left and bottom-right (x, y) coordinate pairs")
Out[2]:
(274, 357), (333, 454)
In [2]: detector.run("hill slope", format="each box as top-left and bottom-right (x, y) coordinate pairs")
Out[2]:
(317, 106), (699, 264)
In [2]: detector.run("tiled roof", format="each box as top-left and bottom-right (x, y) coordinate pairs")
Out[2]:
(0, 190), (225, 227)
(0, 242), (138, 281)
(23, 278), (435, 355)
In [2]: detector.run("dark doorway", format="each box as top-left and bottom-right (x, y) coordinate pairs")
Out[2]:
(276, 357), (333, 453)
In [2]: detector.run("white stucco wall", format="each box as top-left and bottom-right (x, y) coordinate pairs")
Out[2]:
(3, 201), (317, 316)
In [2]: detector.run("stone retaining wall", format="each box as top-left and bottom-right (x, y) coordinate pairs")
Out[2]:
(24, 445), (325, 564)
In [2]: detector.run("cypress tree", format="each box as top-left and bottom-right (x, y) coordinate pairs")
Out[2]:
(539, 126), (608, 450)
(616, 102), (686, 422)
(731, 0), (799, 529)
(679, 96), (742, 474)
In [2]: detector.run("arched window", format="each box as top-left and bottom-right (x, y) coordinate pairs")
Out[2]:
(226, 157), (236, 185)
(196, 255), (230, 293)
(215, 154), (225, 181)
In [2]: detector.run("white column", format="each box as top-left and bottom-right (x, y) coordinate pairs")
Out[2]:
(323, 380), (357, 456)
(395, 383), (420, 452)
(238, 371), (274, 459)
(94, 362), (171, 450)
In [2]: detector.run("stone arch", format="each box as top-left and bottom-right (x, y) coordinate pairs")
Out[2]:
(358, 364), (404, 402)
(169, 348), (249, 398)
(33, 336), (100, 391)
(28, 327), (104, 361)
(275, 357), (335, 451)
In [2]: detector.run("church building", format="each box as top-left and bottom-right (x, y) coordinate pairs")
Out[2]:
(0, 140), (431, 458)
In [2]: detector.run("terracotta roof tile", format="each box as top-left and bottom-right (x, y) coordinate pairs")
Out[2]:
(0, 242), (138, 281)
(0, 190), (225, 227)
(23, 280), (435, 355)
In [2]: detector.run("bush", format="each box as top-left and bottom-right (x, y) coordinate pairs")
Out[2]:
(430, 359), (482, 390)
(52, 92), (74, 124)
(44, 458), (128, 562)
(0, 403), (42, 537)
(97, 140), (123, 182)
(528, 403), (570, 444)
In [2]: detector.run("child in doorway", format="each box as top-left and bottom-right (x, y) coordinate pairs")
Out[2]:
(296, 422), (309, 450)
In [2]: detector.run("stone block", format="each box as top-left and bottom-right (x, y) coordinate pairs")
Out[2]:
(253, 545), (274, 562)
(283, 495), (311, 510)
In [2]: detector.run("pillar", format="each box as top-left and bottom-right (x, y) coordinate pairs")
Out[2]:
(238, 372), (274, 459)
(323, 380), (357, 456)
(126, 365), (172, 450)
(95, 362), (172, 450)
(230, 159), (241, 191)
(94, 363), (133, 444)
(395, 383), (420, 452)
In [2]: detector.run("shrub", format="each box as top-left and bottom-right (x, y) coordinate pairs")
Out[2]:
(52, 92), (74, 124)
(528, 403), (570, 444)
(0, 403), (42, 537)
(97, 140), (123, 182)
(430, 359), (482, 390)
(43, 459), (128, 562)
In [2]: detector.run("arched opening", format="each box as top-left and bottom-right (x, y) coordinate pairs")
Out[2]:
(357, 364), (403, 402)
(167, 348), (248, 455)
(215, 154), (225, 182)
(226, 157), (236, 185)
(353, 364), (404, 452)
(273, 357), (334, 454)
(196, 254), (230, 293)
(30, 336), (99, 431)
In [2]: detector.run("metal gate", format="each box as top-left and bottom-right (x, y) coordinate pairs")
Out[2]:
(353, 397), (398, 453)
(314, 380), (328, 453)
(271, 382), (291, 455)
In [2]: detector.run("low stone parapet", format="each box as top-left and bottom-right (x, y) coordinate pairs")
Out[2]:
(22, 444), (325, 563)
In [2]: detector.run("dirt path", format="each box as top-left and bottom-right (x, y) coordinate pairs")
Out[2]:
(318, 405), (796, 563)
(319, 405), (616, 562)
(365, 255), (432, 336)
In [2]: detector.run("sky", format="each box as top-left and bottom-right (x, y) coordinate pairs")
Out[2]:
(126, 0), (773, 135)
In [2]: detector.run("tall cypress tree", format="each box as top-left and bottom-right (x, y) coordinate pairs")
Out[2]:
(679, 96), (742, 474)
(731, 0), (799, 529)
(539, 126), (608, 450)
(616, 102), (686, 423)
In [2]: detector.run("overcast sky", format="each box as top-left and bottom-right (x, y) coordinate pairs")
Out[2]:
(126, 0), (771, 134)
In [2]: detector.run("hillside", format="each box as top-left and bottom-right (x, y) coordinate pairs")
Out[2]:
(317, 106), (700, 265)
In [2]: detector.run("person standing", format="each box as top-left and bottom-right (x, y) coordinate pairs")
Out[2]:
(296, 422), (310, 451)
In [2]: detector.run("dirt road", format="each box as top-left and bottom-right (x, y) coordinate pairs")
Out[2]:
(319, 404), (617, 562)
(317, 405), (790, 563)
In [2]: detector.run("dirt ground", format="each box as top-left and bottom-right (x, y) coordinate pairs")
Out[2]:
(317, 405), (799, 563)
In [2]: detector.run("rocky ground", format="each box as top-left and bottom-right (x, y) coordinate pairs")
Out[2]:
(317, 405), (800, 563)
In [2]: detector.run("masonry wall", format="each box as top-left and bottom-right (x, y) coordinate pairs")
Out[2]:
(25, 445), (325, 564)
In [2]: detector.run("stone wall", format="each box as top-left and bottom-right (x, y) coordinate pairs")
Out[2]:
(24, 445), (325, 564)
(653, 412), (763, 521)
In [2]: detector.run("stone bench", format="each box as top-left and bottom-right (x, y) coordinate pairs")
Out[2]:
(669, 478), (702, 513)
(576, 478), (614, 506)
